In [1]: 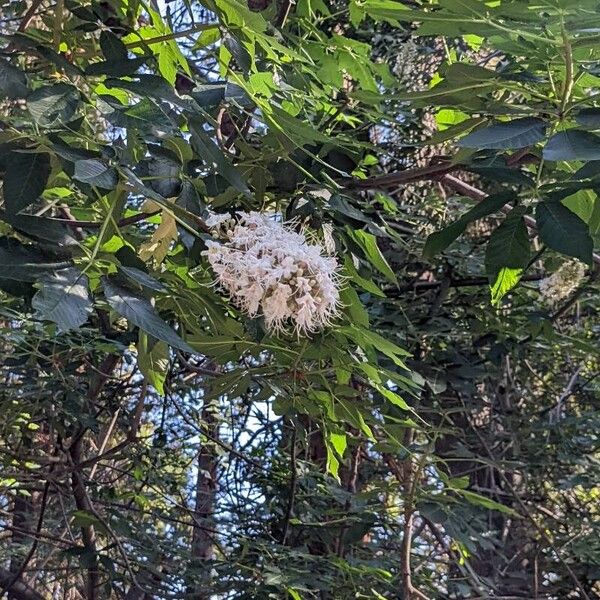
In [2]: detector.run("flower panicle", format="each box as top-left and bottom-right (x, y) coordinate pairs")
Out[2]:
(203, 211), (341, 336)
(539, 260), (586, 304)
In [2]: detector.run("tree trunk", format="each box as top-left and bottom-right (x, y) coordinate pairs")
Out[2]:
(188, 395), (219, 599)
(7, 436), (39, 600)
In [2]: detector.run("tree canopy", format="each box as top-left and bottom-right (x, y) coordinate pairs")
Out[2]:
(0, 1), (599, 599)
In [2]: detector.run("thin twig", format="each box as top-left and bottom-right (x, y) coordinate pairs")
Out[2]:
(281, 425), (297, 545)
(50, 210), (160, 230)
(0, 479), (51, 597)
(458, 393), (593, 600)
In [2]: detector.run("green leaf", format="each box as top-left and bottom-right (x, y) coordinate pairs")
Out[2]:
(575, 107), (600, 129)
(175, 180), (205, 249)
(137, 331), (169, 395)
(73, 159), (119, 189)
(27, 83), (81, 127)
(3, 151), (51, 215)
(0, 238), (71, 281)
(99, 30), (128, 62)
(575, 160), (600, 179)
(536, 201), (594, 264)
(348, 229), (396, 283)
(101, 97), (173, 132)
(340, 285), (369, 328)
(561, 189), (597, 223)
(485, 207), (530, 268)
(590, 196), (600, 241)
(325, 444), (340, 480)
(458, 118), (546, 150)
(86, 57), (148, 77)
(343, 256), (385, 297)
(489, 268), (524, 306)
(105, 74), (184, 107)
(1, 213), (77, 247)
(428, 117), (486, 144)
(102, 278), (196, 354)
(191, 84), (228, 107)
(543, 129), (600, 161)
(424, 192), (513, 258)
(485, 208), (530, 304)
(339, 326), (410, 367)
(71, 510), (110, 535)
(374, 383), (411, 411)
(189, 120), (251, 196)
(457, 489), (516, 515)
(0, 59), (28, 99)
(71, 510), (100, 527)
(468, 158), (534, 186)
(32, 268), (93, 332)
(120, 266), (165, 292)
(328, 431), (347, 458)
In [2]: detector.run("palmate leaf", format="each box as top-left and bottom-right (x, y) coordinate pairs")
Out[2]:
(1, 213), (78, 247)
(27, 83), (81, 127)
(457, 489), (516, 515)
(424, 192), (514, 258)
(102, 277), (196, 354)
(3, 151), (51, 215)
(535, 201), (594, 264)
(0, 59), (28, 99)
(543, 129), (600, 161)
(100, 97), (174, 134)
(85, 57), (148, 77)
(137, 331), (169, 395)
(348, 228), (396, 283)
(0, 238), (71, 282)
(189, 120), (251, 196)
(120, 266), (166, 292)
(175, 181), (205, 249)
(458, 118), (546, 150)
(485, 207), (530, 305)
(339, 285), (369, 328)
(73, 159), (119, 189)
(104, 74), (185, 107)
(99, 30), (128, 62)
(32, 268), (93, 332)
(489, 268), (524, 307)
(575, 107), (600, 129)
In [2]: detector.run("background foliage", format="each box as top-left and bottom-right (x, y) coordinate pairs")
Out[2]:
(0, 0), (599, 599)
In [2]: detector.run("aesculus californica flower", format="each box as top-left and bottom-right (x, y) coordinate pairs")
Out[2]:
(539, 260), (585, 304)
(203, 211), (341, 336)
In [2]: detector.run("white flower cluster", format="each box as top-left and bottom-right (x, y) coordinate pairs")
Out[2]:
(539, 260), (586, 304)
(204, 211), (341, 335)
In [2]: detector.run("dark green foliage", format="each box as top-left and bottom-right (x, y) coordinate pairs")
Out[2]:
(0, 1), (598, 600)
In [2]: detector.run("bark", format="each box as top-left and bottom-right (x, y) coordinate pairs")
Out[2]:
(188, 395), (219, 599)
(8, 493), (36, 599)
(0, 567), (44, 600)
(68, 354), (120, 599)
(70, 437), (100, 600)
(7, 436), (39, 599)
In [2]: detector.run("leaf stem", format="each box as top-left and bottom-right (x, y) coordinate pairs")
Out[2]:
(559, 25), (574, 118)
(81, 190), (121, 276)
(124, 23), (220, 50)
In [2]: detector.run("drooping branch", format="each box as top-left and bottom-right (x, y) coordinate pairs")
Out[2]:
(346, 159), (600, 266)
(345, 160), (456, 190)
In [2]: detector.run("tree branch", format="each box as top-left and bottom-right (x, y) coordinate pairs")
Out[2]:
(0, 568), (44, 600)
(346, 158), (600, 266)
(280, 425), (297, 546)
